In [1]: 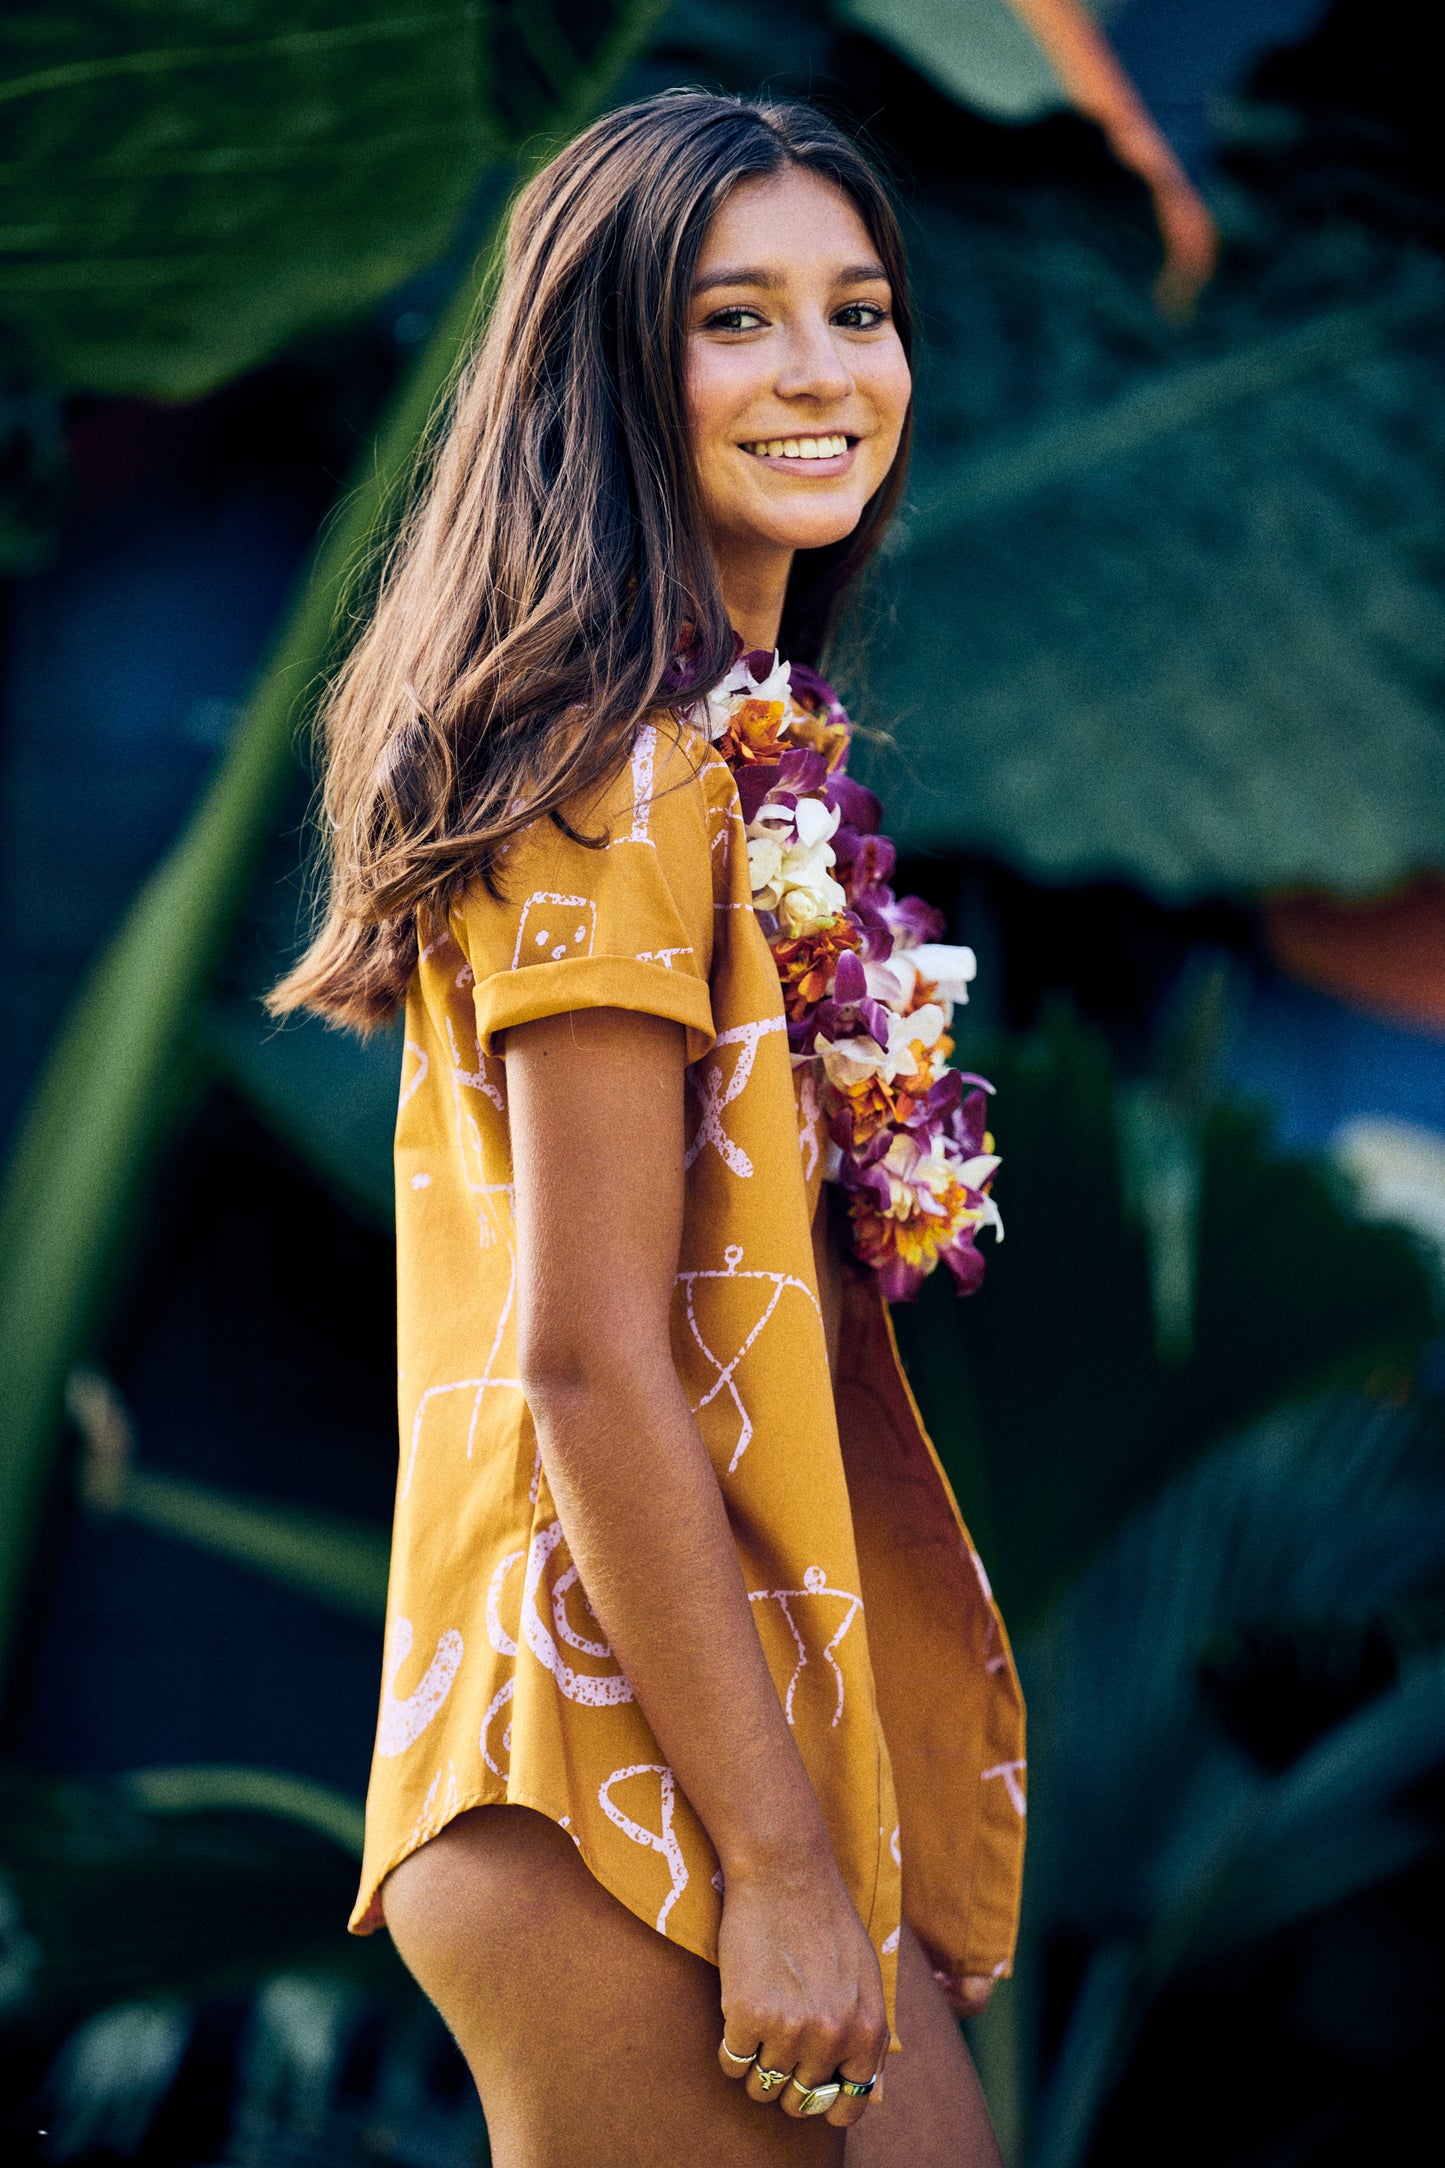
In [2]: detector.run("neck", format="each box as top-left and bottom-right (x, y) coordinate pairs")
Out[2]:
(711, 533), (793, 657)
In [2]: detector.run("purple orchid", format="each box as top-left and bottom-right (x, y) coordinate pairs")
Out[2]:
(882, 892), (948, 949)
(786, 661), (853, 734)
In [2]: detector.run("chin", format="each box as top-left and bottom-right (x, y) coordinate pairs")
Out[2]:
(767, 505), (872, 553)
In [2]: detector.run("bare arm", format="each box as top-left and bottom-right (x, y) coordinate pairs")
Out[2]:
(507, 1006), (886, 2126)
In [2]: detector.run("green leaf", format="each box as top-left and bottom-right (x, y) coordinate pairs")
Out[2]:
(835, 0), (1072, 122)
(0, 1), (497, 401)
(121, 1766), (365, 1856)
(1019, 1391), (1445, 2168)
(894, 1008), (1437, 1628)
(201, 1000), (401, 1231)
(0, 0), (672, 1686)
(0, 1765), (384, 2022)
(856, 260), (1445, 896)
(112, 1467), (390, 1625)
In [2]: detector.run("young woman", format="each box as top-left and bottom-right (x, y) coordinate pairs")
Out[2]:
(272, 92), (1024, 2167)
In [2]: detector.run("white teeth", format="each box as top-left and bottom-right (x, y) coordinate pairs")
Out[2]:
(745, 434), (849, 459)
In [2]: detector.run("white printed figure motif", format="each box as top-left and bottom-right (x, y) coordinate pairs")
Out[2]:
(796, 1062), (823, 1183)
(377, 1617), (464, 1757)
(479, 1546), (523, 1776)
(616, 724), (656, 846)
(445, 1011), (504, 1116)
(417, 924), (456, 969)
(551, 1563), (611, 1657)
(678, 1245), (819, 1473)
(399, 1038), (430, 1111)
(486, 1548), (524, 1658)
(636, 947), (694, 970)
(410, 1760), (460, 1847)
(599, 1763), (689, 1933)
(512, 893), (597, 970)
(402, 1355), (523, 1499)
(685, 1017), (787, 1178)
(402, 1021), (520, 1500)
(749, 1565), (864, 1728)
(969, 1548), (1009, 1676)
(480, 1680), (515, 1777)
(523, 1522), (634, 1707)
(982, 1759), (1028, 1816)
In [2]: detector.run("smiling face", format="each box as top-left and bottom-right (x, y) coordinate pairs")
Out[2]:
(686, 164), (912, 647)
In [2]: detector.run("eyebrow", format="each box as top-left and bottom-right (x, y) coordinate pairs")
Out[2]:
(692, 260), (889, 296)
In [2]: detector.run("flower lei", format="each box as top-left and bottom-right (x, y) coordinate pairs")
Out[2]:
(684, 648), (1002, 1301)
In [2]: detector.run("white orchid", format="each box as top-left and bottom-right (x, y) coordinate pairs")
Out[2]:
(871, 1135), (1004, 1236)
(910, 943), (976, 1003)
(815, 1001), (948, 1093)
(868, 942), (976, 1022)
(745, 793), (846, 935)
(861, 955), (913, 1008)
(693, 648), (793, 742)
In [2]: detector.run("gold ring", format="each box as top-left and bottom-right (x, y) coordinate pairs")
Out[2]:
(787, 2078), (842, 2116)
(754, 2065), (790, 2094)
(720, 2040), (756, 2072)
(840, 2075), (877, 2099)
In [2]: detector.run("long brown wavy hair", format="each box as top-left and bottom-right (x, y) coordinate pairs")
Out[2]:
(269, 91), (914, 1029)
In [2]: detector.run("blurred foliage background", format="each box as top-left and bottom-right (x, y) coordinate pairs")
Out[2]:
(2, 2), (1443, 2163)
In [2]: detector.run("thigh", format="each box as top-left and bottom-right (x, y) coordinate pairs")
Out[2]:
(381, 1803), (843, 2168)
(844, 1928), (1003, 2168)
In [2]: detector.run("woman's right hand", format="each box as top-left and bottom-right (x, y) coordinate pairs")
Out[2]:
(715, 1838), (889, 2131)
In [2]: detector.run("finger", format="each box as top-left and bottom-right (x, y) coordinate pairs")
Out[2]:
(780, 2036), (851, 2124)
(955, 1975), (996, 2017)
(717, 2034), (759, 2083)
(744, 2036), (798, 2110)
(824, 2059), (884, 2129)
(781, 2069), (841, 2123)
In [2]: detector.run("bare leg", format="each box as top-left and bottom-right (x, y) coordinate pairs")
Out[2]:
(382, 1804), (843, 2168)
(845, 1928), (1004, 2168)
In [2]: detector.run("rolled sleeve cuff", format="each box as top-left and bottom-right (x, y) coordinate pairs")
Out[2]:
(474, 956), (716, 1065)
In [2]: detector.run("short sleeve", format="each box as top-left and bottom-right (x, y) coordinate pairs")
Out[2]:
(457, 722), (717, 1065)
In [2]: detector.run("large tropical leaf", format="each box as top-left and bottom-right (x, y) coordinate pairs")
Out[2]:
(0, 1765), (379, 2022)
(113, 1466), (390, 1625)
(838, 0), (1079, 121)
(0, 1), (496, 402)
(202, 999), (401, 1230)
(850, 201), (1445, 898)
(893, 1006), (1437, 1628)
(1015, 1389), (1445, 2168)
(0, 1), (652, 405)
(0, 0), (670, 1682)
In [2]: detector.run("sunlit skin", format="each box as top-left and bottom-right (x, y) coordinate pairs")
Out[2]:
(687, 166), (913, 654)
(384, 170), (1003, 2168)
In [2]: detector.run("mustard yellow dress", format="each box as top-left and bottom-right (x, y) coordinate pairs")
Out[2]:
(350, 717), (1026, 2027)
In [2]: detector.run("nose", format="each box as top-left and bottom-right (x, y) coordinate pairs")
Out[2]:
(774, 308), (854, 407)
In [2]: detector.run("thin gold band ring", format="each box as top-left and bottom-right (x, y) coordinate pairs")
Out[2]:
(787, 2077), (843, 2116)
(719, 2040), (757, 2072)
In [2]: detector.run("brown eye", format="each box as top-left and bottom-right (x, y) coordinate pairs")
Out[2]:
(706, 305), (765, 332)
(835, 302), (887, 329)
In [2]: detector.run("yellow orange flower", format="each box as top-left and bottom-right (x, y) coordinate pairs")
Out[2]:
(772, 919), (862, 1022)
(715, 697), (790, 767)
(786, 705), (851, 772)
